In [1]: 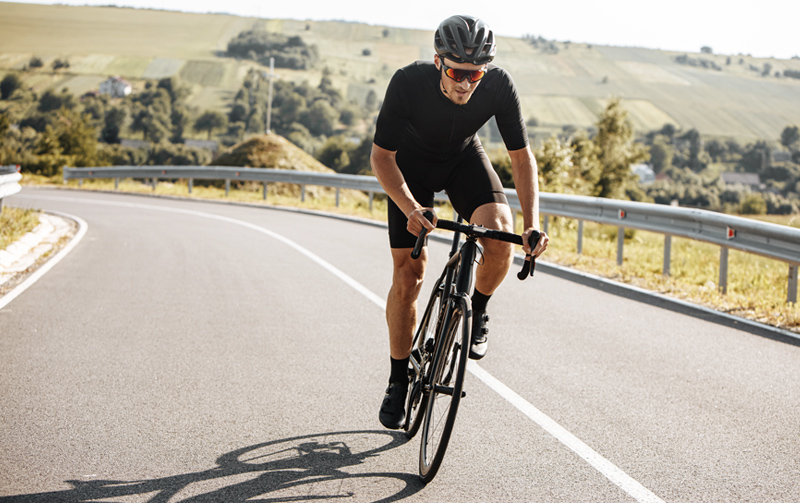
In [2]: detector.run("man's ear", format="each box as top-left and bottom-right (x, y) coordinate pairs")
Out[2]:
(433, 54), (440, 70)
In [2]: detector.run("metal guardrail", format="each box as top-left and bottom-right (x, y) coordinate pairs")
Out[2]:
(63, 165), (800, 303)
(0, 165), (22, 213)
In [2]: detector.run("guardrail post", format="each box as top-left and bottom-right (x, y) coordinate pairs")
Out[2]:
(543, 215), (549, 234)
(301, 185), (306, 202)
(617, 227), (625, 266)
(789, 264), (798, 304)
(335, 187), (340, 207)
(263, 182), (268, 201)
(188, 178), (193, 194)
(663, 235), (672, 276)
(225, 179), (230, 197)
(151, 178), (157, 191)
(368, 192), (374, 211)
(719, 246), (729, 294)
(114, 178), (119, 190)
(78, 179), (83, 187)
(577, 220), (584, 254)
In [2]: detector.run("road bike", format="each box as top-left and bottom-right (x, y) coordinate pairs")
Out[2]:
(403, 212), (539, 482)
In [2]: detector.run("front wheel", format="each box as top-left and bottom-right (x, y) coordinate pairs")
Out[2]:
(405, 278), (445, 439)
(418, 298), (469, 483)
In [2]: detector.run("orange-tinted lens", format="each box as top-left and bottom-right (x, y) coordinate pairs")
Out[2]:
(444, 66), (486, 83)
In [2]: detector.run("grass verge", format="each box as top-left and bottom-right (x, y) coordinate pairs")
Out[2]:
(0, 206), (40, 250)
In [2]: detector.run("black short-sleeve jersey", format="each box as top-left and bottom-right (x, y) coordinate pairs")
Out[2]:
(373, 61), (528, 161)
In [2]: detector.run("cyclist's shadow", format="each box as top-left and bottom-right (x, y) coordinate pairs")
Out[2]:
(1, 430), (423, 502)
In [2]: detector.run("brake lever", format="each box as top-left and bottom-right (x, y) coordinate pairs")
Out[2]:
(517, 230), (541, 280)
(411, 210), (436, 260)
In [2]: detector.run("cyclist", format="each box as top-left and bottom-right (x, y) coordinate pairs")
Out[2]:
(371, 14), (549, 429)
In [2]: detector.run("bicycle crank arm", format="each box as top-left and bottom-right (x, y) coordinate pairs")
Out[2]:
(434, 385), (466, 398)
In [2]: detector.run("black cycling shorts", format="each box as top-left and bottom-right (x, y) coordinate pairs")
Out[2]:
(387, 145), (508, 249)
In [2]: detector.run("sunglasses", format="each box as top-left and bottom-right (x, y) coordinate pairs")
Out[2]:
(441, 62), (487, 83)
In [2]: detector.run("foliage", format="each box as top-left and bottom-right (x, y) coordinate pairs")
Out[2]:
(0, 73), (22, 100)
(194, 110), (227, 140)
(592, 98), (649, 199)
(781, 125), (800, 150)
(639, 120), (800, 214)
(226, 27), (318, 70)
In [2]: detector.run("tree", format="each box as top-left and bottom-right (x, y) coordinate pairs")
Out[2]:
(101, 106), (127, 144)
(0, 73), (22, 100)
(679, 128), (706, 171)
(316, 135), (354, 172)
(194, 111), (228, 140)
(648, 137), (673, 173)
(534, 136), (590, 194)
(780, 125), (800, 150)
(38, 89), (77, 113)
(739, 141), (771, 172)
(592, 98), (649, 199)
(302, 99), (338, 136)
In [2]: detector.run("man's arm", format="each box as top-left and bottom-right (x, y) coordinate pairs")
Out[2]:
(370, 143), (436, 236)
(509, 145), (548, 256)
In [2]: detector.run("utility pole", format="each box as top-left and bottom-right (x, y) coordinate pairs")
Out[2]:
(264, 57), (276, 135)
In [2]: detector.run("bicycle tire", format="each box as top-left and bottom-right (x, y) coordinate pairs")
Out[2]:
(404, 277), (445, 438)
(418, 298), (470, 482)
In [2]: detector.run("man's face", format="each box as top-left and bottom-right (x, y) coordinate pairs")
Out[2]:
(435, 55), (486, 106)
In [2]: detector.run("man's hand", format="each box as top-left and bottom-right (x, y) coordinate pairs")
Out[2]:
(522, 228), (549, 257)
(407, 207), (437, 236)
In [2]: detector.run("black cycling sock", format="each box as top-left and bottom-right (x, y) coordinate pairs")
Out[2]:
(390, 356), (409, 383)
(471, 289), (492, 315)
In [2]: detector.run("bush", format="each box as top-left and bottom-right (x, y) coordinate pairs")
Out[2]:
(740, 193), (767, 214)
(0, 73), (22, 100)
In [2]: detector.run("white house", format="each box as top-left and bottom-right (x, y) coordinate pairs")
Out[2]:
(99, 76), (132, 98)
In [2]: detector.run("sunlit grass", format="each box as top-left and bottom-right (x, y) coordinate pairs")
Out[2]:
(0, 206), (40, 250)
(530, 216), (799, 333)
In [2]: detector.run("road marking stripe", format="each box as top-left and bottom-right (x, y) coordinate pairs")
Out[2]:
(0, 211), (88, 311)
(14, 194), (664, 502)
(469, 362), (665, 503)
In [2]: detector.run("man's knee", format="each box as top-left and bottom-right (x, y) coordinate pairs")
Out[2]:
(471, 202), (513, 232)
(391, 250), (426, 299)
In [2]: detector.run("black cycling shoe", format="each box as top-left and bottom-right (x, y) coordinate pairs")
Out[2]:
(379, 381), (408, 430)
(469, 313), (490, 360)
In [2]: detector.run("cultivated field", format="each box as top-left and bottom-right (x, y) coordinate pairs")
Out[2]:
(1, 1), (799, 140)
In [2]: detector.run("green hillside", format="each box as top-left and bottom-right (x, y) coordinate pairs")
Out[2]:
(1, 1), (799, 141)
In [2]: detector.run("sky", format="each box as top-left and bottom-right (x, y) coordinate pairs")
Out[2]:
(9, 0), (800, 60)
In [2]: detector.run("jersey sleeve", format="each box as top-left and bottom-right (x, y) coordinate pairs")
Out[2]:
(373, 69), (410, 152)
(494, 70), (529, 151)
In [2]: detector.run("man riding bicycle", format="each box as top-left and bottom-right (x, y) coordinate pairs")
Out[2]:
(371, 15), (549, 430)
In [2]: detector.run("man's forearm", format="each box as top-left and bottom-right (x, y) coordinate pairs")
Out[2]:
(509, 146), (540, 230)
(371, 144), (422, 217)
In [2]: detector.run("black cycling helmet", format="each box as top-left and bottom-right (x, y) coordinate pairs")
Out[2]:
(434, 15), (496, 65)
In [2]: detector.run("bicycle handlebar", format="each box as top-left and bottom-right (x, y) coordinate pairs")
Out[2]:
(411, 212), (541, 280)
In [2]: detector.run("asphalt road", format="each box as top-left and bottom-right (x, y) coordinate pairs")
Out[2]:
(2, 188), (799, 502)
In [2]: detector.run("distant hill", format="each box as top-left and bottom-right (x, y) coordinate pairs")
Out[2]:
(1, 1), (799, 141)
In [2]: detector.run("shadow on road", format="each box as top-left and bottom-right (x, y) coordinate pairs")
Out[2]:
(0, 430), (424, 502)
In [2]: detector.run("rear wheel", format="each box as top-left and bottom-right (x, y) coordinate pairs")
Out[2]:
(418, 300), (469, 482)
(405, 278), (445, 438)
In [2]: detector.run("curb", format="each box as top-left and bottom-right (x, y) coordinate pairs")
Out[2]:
(0, 209), (88, 310)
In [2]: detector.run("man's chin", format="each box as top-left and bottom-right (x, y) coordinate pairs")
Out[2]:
(450, 93), (472, 105)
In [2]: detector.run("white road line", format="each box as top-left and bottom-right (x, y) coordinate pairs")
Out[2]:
(469, 362), (665, 503)
(0, 211), (88, 311)
(12, 194), (664, 502)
